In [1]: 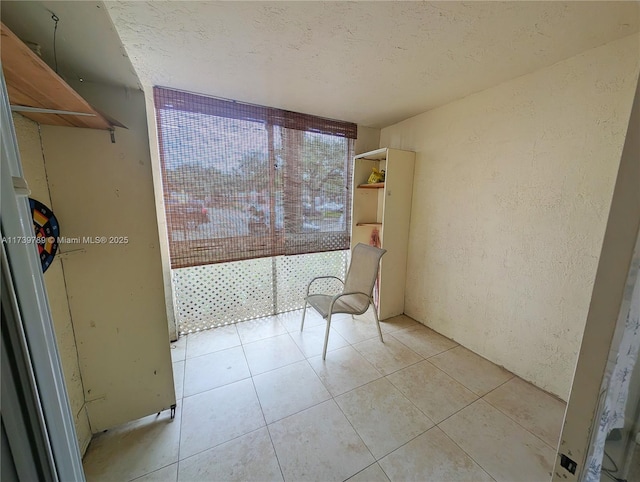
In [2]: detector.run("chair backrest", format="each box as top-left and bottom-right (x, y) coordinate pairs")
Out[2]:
(343, 243), (386, 297)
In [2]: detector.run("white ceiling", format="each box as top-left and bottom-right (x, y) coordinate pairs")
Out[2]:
(2, 2), (639, 128)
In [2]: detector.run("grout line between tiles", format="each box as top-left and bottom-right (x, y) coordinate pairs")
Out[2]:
(263, 425), (286, 482)
(109, 313), (552, 482)
(481, 379), (562, 452)
(256, 358), (334, 426)
(177, 426), (267, 466)
(345, 461), (386, 482)
(377, 463), (393, 482)
(372, 425), (434, 464)
(182, 341), (243, 362)
(126, 461), (177, 482)
(174, 397), (184, 481)
(383, 330), (429, 358)
(239, 338), (287, 482)
(330, 396), (378, 472)
(432, 406), (500, 482)
(423, 342), (460, 360)
(435, 396), (487, 427)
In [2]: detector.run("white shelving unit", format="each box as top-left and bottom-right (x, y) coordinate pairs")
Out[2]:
(351, 147), (416, 320)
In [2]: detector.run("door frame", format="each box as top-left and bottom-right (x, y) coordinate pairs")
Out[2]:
(0, 66), (85, 481)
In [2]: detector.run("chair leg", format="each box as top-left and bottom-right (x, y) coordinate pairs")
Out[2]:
(300, 301), (308, 332)
(322, 313), (332, 360)
(372, 303), (384, 343)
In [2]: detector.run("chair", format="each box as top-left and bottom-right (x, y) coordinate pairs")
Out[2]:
(300, 243), (387, 360)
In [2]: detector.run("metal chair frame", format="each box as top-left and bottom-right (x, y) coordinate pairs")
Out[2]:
(300, 244), (386, 360)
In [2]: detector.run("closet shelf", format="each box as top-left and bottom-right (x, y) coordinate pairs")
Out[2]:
(357, 182), (385, 189)
(1, 22), (113, 130)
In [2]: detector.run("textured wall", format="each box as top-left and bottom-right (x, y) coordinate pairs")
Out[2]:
(40, 84), (175, 432)
(12, 113), (92, 454)
(355, 126), (381, 155)
(379, 34), (640, 400)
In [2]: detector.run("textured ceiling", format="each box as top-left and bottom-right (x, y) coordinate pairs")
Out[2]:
(2, 2), (639, 128)
(104, 1), (640, 127)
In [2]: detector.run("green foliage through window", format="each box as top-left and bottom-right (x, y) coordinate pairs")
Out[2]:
(154, 87), (356, 268)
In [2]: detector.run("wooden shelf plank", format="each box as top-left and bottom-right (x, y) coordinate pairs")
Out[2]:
(1, 22), (112, 130)
(356, 222), (382, 227)
(357, 182), (385, 189)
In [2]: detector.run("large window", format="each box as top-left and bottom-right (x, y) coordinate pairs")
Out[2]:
(154, 87), (356, 268)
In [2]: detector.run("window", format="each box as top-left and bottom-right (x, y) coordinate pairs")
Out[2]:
(154, 87), (356, 268)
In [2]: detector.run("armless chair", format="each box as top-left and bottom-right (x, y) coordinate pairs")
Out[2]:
(300, 243), (387, 359)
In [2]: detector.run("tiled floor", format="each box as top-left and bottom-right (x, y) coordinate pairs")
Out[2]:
(82, 310), (566, 482)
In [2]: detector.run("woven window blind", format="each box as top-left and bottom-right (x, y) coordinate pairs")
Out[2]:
(154, 87), (356, 269)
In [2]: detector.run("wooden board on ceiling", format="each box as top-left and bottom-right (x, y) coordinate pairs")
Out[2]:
(1, 22), (112, 130)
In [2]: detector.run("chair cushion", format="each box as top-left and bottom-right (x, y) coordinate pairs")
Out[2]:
(306, 293), (370, 318)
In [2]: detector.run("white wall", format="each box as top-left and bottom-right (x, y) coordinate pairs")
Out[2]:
(12, 113), (92, 454)
(553, 75), (640, 481)
(380, 33), (640, 400)
(39, 84), (175, 431)
(355, 125), (380, 155)
(143, 89), (178, 342)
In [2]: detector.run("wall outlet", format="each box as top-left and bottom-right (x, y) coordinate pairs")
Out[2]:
(560, 454), (577, 475)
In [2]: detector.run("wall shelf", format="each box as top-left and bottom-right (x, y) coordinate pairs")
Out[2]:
(1, 22), (113, 130)
(357, 182), (385, 189)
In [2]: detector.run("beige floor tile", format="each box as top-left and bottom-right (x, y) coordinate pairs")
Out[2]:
(178, 428), (282, 482)
(170, 337), (186, 362)
(86, 320), (557, 482)
(172, 361), (184, 400)
(379, 314), (422, 334)
(290, 323), (350, 358)
(484, 377), (566, 449)
(335, 378), (433, 459)
(347, 462), (389, 482)
(83, 409), (181, 482)
(183, 346), (250, 397)
(180, 379), (265, 460)
(439, 399), (555, 482)
(386, 360), (478, 423)
(346, 463), (390, 482)
(243, 333), (305, 375)
(278, 308), (324, 332)
(185, 325), (241, 359)
(253, 361), (331, 423)
(131, 463), (178, 482)
(379, 427), (494, 482)
(353, 336), (423, 375)
(308, 346), (382, 396)
(236, 316), (287, 344)
(269, 400), (374, 481)
(389, 325), (458, 358)
(331, 313), (384, 344)
(429, 346), (513, 396)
